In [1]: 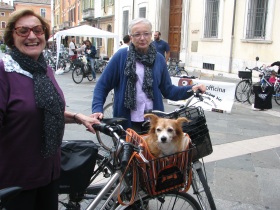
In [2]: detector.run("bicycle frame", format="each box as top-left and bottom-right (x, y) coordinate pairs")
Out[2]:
(83, 126), (148, 210)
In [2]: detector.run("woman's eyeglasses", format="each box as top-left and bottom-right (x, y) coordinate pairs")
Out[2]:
(131, 32), (151, 39)
(14, 25), (46, 37)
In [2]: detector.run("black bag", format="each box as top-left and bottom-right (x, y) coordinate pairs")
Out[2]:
(59, 140), (99, 194)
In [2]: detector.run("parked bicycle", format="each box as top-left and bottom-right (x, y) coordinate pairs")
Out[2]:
(95, 90), (217, 210)
(72, 56), (94, 84)
(235, 67), (253, 103)
(58, 117), (202, 209)
(94, 57), (108, 73)
(167, 58), (188, 77)
(247, 67), (280, 105)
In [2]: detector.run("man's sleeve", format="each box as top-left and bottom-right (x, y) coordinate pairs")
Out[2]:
(165, 41), (170, 52)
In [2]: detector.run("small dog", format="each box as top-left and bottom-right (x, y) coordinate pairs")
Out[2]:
(144, 114), (191, 158)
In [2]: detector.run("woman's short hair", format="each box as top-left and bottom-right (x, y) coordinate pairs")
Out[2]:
(128, 18), (152, 35)
(4, 9), (51, 48)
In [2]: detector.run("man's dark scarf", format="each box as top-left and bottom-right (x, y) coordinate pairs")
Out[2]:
(124, 43), (157, 110)
(10, 48), (65, 158)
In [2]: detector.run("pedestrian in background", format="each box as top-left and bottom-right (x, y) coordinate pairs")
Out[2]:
(84, 40), (97, 82)
(152, 31), (170, 63)
(0, 9), (100, 209)
(92, 18), (206, 132)
(68, 36), (77, 60)
(119, 34), (130, 50)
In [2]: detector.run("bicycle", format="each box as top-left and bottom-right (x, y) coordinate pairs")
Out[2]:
(168, 58), (188, 77)
(0, 186), (22, 209)
(247, 67), (280, 105)
(235, 67), (253, 102)
(95, 90), (217, 210)
(71, 56), (94, 84)
(94, 57), (108, 73)
(144, 91), (216, 210)
(58, 118), (202, 210)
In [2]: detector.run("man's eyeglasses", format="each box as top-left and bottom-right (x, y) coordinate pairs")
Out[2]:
(131, 32), (151, 39)
(14, 25), (46, 37)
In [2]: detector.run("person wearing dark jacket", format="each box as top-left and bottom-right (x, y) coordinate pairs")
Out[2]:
(0, 9), (100, 209)
(84, 40), (97, 82)
(91, 18), (206, 132)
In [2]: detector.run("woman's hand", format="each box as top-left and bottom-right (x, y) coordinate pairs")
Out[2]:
(64, 111), (101, 133)
(192, 84), (206, 94)
(74, 113), (100, 133)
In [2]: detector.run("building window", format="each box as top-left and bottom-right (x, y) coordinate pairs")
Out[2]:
(40, 8), (46, 18)
(69, 7), (75, 22)
(139, 7), (146, 18)
(122, 10), (129, 36)
(246, 0), (268, 39)
(1, 12), (5, 16)
(1, 22), (6, 28)
(204, 0), (220, 38)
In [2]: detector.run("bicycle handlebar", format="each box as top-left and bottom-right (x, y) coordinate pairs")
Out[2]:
(93, 118), (149, 166)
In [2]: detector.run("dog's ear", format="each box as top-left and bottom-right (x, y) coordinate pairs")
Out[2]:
(144, 113), (159, 124)
(176, 117), (190, 126)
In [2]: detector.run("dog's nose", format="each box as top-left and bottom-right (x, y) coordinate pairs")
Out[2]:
(161, 137), (167, 143)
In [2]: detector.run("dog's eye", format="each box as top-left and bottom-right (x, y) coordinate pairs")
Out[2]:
(156, 128), (161, 132)
(167, 128), (174, 133)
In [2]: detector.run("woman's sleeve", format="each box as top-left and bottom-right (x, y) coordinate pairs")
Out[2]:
(0, 63), (8, 128)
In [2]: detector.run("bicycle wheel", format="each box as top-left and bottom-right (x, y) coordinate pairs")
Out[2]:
(175, 69), (188, 77)
(235, 80), (251, 102)
(247, 86), (255, 105)
(58, 153), (114, 210)
(191, 162), (216, 210)
(87, 73), (93, 81)
(168, 67), (176, 77)
(58, 59), (67, 72)
(72, 66), (84, 84)
(63, 60), (71, 73)
(95, 103), (114, 151)
(274, 85), (280, 105)
(124, 191), (201, 210)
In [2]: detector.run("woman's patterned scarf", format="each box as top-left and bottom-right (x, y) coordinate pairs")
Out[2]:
(124, 43), (157, 110)
(10, 48), (65, 158)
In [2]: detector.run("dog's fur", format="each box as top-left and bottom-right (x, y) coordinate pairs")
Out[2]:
(144, 114), (190, 158)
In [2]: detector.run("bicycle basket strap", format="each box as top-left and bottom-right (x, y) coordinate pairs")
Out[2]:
(60, 140), (98, 193)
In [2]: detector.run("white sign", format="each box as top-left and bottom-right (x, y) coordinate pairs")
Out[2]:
(168, 77), (236, 113)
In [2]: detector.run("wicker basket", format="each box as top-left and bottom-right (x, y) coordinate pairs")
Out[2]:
(126, 129), (193, 196)
(150, 107), (213, 160)
(238, 70), (252, 79)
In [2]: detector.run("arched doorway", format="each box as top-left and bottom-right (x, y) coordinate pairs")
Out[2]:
(168, 0), (183, 60)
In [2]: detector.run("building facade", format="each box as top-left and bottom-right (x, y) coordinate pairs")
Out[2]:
(184, 0), (279, 74)
(13, 0), (51, 26)
(0, 0), (14, 43)
(51, 0), (279, 75)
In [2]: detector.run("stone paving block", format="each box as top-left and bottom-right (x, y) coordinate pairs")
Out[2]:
(255, 167), (280, 209)
(213, 168), (261, 205)
(252, 150), (280, 169)
(215, 198), (265, 210)
(215, 154), (255, 172)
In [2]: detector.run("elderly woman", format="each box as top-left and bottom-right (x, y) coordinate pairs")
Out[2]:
(92, 18), (206, 131)
(0, 9), (99, 209)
